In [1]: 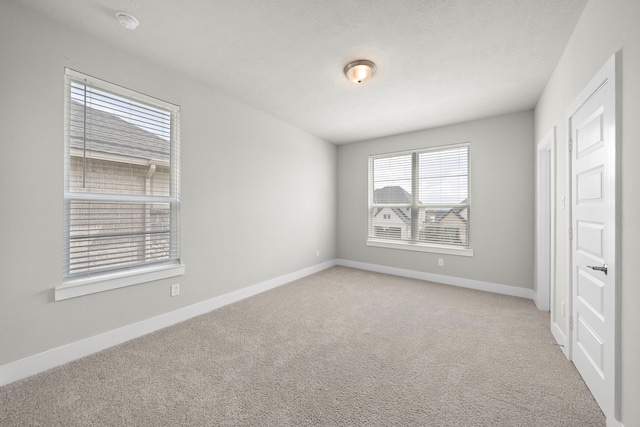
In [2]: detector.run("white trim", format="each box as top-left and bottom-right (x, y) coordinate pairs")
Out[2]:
(56, 264), (186, 301)
(606, 419), (624, 427)
(535, 128), (556, 312)
(551, 318), (569, 359)
(366, 239), (474, 257)
(336, 259), (534, 299)
(2, 260), (336, 386)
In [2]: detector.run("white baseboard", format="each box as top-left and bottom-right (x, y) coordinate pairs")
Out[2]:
(534, 292), (551, 312)
(550, 319), (570, 359)
(0, 260), (337, 387)
(4, 258), (620, 422)
(336, 259), (535, 300)
(0, 259), (540, 386)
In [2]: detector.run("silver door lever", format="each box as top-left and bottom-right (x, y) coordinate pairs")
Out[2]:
(587, 264), (608, 275)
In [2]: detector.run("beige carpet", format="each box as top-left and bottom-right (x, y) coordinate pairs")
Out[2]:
(0, 266), (604, 426)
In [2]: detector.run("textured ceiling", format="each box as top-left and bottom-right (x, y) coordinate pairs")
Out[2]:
(10, 0), (587, 144)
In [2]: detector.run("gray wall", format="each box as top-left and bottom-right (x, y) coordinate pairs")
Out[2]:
(0, 2), (337, 366)
(337, 111), (535, 289)
(534, 0), (640, 423)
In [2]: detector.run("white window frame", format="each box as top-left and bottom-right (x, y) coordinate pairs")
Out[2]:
(56, 69), (184, 301)
(367, 143), (473, 257)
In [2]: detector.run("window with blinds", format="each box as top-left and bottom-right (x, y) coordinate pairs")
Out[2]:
(64, 69), (180, 281)
(368, 143), (469, 249)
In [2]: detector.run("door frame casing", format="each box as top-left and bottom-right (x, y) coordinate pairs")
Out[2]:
(535, 128), (555, 313)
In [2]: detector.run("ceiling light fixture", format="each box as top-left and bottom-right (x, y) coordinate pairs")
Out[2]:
(344, 59), (376, 85)
(115, 11), (139, 30)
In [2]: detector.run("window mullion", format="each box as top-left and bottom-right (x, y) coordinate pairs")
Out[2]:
(82, 82), (88, 189)
(411, 152), (419, 241)
(65, 192), (174, 203)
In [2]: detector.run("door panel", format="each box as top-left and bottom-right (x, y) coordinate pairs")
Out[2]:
(576, 167), (603, 201)
(575, 108), (604, 156)
(576, 313), (604, 376)
(576, 221), (604, 259)
(576, 268), (604, 317)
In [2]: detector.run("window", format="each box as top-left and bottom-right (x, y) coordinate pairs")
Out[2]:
(57, 69), (183, 300)
(368, 143), (472, 256)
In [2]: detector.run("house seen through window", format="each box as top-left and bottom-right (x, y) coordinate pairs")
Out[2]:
(63, 69), (181, 283)
(368, 144), (469, 250)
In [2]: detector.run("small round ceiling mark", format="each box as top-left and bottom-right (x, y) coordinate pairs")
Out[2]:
(115, 11), (139, 30)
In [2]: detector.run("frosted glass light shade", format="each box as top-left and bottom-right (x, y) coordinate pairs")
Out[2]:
(344, 60), (376, 84)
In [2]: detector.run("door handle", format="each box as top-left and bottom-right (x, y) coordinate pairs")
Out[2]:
(587, 264), (608, 275)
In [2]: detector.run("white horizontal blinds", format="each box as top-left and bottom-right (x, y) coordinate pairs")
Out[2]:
(370, 154), (413, 241)
(68, 81), (172, 196)
(369, 144), (469, 247)
(66, 202), (174, 276)
(418, 146), (468, 205)
(418, 146), (469, 246)
(372, 155), (412, 204)
(64, 69), (180, 279)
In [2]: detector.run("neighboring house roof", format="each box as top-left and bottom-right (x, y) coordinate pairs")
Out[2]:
(436, 209), (467, 224)
(374, 187), (468, 225)
(375, 206), (411, 225)
(70, 100), (170, 162)
(444, 198), (469, 224)
(373, 186), (412, 224)
(433, 206), (467, 224)
(373, 186), (412, 204)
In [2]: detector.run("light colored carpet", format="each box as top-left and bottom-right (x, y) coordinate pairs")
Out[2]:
(0, 266), (604, 426)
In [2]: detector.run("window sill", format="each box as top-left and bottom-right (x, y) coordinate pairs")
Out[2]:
(366, 239), (474, 257)
(56, 263), (186, 301)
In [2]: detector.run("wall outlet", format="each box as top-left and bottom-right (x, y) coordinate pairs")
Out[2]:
(438, 258), (444, 267)
(170, 284), (180, 297)
(316, 249), (320, 257)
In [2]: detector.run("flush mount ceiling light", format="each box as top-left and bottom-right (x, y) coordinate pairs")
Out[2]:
(115, 11), (139, 30)
(344, 59), (377, 85)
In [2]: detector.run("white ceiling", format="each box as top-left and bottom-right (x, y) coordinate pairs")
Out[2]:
(11, 0), (587, 144)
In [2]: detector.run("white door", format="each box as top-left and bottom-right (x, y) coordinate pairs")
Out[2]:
(569, 54), (618, 418)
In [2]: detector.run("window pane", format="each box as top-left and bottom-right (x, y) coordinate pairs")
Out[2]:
(67, 201), (173, 277)
(373, 155), (412, 203)
(371, 207), (412, 240)
(419, 207), (468, 246)
(418, 147), (468, 204)
(69, 82), (172, 196)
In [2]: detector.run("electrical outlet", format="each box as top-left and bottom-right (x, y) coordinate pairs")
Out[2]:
(170, 284), (180, 297)
(438, 258), (444, 267)
(316, 250), (320, 257)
